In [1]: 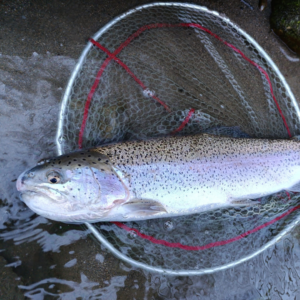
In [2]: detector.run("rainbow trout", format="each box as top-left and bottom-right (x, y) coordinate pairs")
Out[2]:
(16, 134), (300, 223)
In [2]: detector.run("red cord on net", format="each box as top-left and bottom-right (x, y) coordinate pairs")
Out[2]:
(78, 36), (173, 148)
(171, 108), (195, 134)
(79, 22), (291, 148)
(112, 205), (300, 251)
(179, 23), (291, 138)
(79, 25), (178, 148)
(89, 39), (171, 113)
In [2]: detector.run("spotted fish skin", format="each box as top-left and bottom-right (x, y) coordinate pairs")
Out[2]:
(92, 134), (300, 219)
(17, 134), (300, 223)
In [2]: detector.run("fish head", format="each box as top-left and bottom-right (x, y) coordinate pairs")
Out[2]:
(16, 150), (128, 223)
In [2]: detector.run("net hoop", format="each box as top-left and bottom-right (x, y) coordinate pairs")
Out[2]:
(56, 3), (300, 276)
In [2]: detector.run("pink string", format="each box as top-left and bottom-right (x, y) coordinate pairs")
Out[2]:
(180, 23), (292, 138)
(78, 23), (291, 147)
(171, 108), (195, 134)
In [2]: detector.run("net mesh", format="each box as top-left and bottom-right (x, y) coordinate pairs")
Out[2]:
(57, 3), (300, 273)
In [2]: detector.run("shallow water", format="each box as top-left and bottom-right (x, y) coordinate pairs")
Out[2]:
(1, 0), (300, 299)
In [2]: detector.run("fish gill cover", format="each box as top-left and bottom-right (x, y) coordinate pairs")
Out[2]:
(56, 3), (300, 274)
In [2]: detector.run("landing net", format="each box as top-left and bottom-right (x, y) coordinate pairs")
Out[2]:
(56, 3), (300, 275)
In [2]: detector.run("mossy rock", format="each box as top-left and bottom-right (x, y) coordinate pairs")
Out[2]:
(270, 0), (300, 55)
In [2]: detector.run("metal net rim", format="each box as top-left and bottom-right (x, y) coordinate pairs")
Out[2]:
(56, 2), (300, 276)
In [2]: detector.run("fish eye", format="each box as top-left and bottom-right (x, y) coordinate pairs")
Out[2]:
(47, 171), (61, 184)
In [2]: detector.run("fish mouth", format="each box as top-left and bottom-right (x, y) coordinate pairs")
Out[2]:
(19, 190), (38, 200)
(20, 190), (71, 219)
(19, 186), (67, 205)
(24, 199), (94, 223)
(18, 187), (103, 223)
(22, 185), (64, 196)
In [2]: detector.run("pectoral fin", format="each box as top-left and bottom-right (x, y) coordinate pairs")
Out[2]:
(121, 199), (167, 219)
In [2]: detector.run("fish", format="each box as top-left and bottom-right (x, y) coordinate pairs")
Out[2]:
(16, 134), (300, 223)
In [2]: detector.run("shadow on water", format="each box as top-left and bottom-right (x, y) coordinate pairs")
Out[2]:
(1, 0), (300, 299)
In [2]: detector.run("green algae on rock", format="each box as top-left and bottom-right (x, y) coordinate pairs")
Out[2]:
(270, 0), (300, 55)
